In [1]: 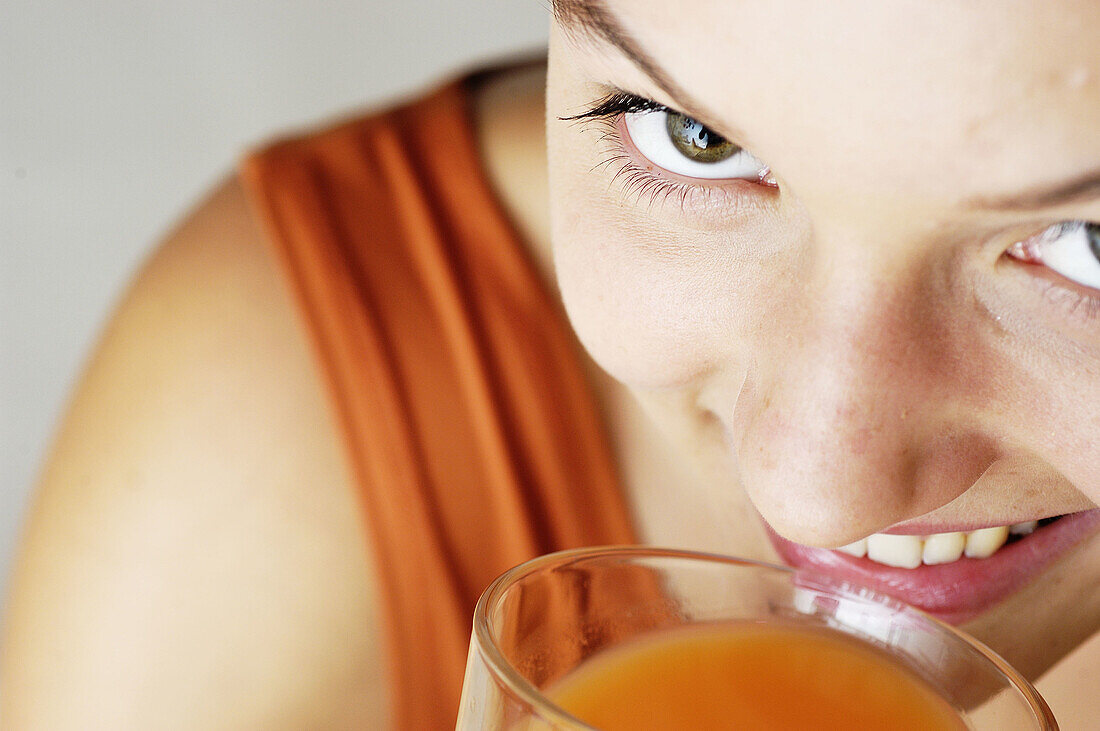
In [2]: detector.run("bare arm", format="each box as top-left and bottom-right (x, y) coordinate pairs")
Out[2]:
(1, 178), (388, 729)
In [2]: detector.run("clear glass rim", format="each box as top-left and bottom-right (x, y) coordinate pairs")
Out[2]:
(470, 545), (1057, 729)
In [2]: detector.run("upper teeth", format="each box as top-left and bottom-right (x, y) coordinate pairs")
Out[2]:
(836, 521), (1037, 568)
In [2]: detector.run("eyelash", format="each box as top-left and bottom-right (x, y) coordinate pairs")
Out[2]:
(563, 91), (760, 211)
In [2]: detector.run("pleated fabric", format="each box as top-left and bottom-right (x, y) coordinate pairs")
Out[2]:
(239, 74), (636, 730)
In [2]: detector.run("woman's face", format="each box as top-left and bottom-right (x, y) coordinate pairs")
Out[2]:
(547, 0), (1100, 679)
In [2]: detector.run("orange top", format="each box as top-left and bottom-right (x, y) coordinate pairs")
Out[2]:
(239, 74), (637, 730)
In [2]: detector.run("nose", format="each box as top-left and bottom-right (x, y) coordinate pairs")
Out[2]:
(732, 243), (1001, 547)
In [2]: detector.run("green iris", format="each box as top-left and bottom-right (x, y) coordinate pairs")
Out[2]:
(665, 112), (739, 163)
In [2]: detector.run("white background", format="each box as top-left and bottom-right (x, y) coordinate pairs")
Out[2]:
(1, 0), (548, 598)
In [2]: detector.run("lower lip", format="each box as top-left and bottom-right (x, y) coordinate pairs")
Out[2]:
(765, 509), (1100, 624)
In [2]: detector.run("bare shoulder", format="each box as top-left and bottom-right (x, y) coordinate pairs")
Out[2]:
(1, 177), (387, 729)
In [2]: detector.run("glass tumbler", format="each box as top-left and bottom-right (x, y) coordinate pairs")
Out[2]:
(455, 546), (1056, 730)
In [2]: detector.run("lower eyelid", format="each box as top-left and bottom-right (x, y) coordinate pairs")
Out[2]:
(602, 115), (775, 210)
(1034, 277), (1100, 323)
(1000, 253), (1100, 329)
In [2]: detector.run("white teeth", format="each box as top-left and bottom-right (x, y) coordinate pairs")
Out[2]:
(964, 525), (1010, 559)
(1009, 520), (1038, 536)
(921, 532), (966, 565)
(866, 533), (923, 569)
(835, 519), (1042, 567)
(836, 538), (867, 557)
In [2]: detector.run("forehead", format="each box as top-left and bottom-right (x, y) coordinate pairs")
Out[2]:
(561, 0), (1100, 210)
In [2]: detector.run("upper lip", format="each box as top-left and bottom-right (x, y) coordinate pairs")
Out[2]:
(877, 517), (1052, 536)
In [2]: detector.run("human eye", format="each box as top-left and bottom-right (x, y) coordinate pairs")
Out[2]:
(563, 91), (776, 209)
(623, 106), (772, 181)
(1006, 221), (1100, 290)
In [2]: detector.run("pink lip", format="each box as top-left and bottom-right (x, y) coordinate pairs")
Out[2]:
(765, 508), (1100, 624)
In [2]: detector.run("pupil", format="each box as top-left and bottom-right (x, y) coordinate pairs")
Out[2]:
(1089, 223), (1100, 261)
(666, 112), (738, 163)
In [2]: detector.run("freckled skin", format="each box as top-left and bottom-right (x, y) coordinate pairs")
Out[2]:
(546, 0), (1099, 693)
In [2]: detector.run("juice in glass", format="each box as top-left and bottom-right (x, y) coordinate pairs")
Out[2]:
(547, 621), (965, 731)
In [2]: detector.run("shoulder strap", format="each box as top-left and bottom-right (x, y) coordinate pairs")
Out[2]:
(239, 77), (635, 729)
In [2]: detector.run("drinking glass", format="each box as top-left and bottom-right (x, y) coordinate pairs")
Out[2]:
(455, 546), (1056, 730)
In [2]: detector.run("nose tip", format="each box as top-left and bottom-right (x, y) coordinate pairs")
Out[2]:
(733, 348), (1001, 549)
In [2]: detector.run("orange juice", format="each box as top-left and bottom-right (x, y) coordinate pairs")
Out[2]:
(546, 622), (966, 730)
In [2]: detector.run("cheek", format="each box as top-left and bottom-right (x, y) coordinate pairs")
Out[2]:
(556, 236), (710, 388)
(551, 195), (760, 389)
(1013, 363), (1100, 500)
(970, 272), (1100, 499)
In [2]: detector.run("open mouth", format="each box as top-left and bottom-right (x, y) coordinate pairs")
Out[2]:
(765, 508), (1100, 625)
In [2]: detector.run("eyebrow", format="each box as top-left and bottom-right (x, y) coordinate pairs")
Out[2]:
(968, 167), (1100, 211)
(552, 0), (738, 138)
